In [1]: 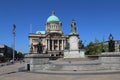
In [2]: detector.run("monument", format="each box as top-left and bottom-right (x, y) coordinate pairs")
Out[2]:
(108, 34), (115, 52)
(64, 19), (85, 58)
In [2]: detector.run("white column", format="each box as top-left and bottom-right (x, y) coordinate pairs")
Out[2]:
(46, 39), (47, 50)
(33, 45), (35, 53)
(48, 39), (50, 50)
(64, 40), (66, 49)
(52, 40), (54, 50)
(62, 40), (64, 50)
(58, 40), (59, 50)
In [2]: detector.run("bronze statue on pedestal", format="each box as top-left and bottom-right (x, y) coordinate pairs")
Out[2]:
(37, 38), (43, 54)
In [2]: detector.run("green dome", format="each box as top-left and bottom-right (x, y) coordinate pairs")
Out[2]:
(46, 11), (60, 23)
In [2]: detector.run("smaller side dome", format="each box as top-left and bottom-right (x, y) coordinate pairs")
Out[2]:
(36, 31), (45, 34)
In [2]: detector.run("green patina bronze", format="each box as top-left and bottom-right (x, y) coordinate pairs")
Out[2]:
(47, 11), (60, 23)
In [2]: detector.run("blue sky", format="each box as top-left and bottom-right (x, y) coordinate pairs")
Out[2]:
(0, 0), (120, 53)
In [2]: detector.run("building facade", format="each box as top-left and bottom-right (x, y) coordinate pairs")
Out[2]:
(115, 40), (120, 52)
(0, 44), (13, 57)
(29, 12), (69, 56)
(0, 44), (17, 62)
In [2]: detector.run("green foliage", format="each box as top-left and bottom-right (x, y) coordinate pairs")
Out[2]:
(16, 52), (24, 59)
(85, 39), (108, 55)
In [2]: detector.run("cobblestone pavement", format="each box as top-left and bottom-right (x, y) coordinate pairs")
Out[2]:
(0, 63), (120, 80)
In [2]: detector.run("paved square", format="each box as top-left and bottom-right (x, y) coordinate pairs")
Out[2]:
(0, 63), (120, 80)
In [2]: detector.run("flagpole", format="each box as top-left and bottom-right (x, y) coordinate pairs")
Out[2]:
(13, 24), (16, 63)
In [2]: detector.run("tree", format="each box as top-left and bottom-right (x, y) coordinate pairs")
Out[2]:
(85, 39), (108, 55)
(16, 52), (24, 59)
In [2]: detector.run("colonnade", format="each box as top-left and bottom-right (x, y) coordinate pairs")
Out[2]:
(46, 39), (66, 51)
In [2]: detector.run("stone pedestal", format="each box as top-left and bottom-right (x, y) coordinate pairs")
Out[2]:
(79, 50), (85, 58)
(64, 50), (85, 58)
(64, 34), (85, 58)
(69, 34), (79, 50)
(25, 54), (50, 71)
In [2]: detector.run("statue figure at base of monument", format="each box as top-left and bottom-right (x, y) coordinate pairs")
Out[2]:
(37, 38), (43, 54)
(78, 40), (84, 49)
(30, 43), (33, 53)
(65, 41), (70, 50)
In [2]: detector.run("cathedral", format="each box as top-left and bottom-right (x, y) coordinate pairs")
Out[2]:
(29, 11), (83, 57)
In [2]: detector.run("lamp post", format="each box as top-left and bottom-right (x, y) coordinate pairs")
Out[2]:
(12, 24), (16, 63)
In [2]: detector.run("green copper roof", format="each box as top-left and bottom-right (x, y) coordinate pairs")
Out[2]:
(36, 31), (45, 34)
(46, 11), (60, 23)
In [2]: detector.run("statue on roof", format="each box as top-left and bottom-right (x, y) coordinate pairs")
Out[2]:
(71, 19), (77, 34)
(52, 10), (55, 15)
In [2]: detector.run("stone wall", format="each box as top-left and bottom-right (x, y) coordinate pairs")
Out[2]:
(29, 60), (102, 72)
(100, 52), (120, 70)
(25, 54), (50, 71)
(25, 52), (120, 72)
